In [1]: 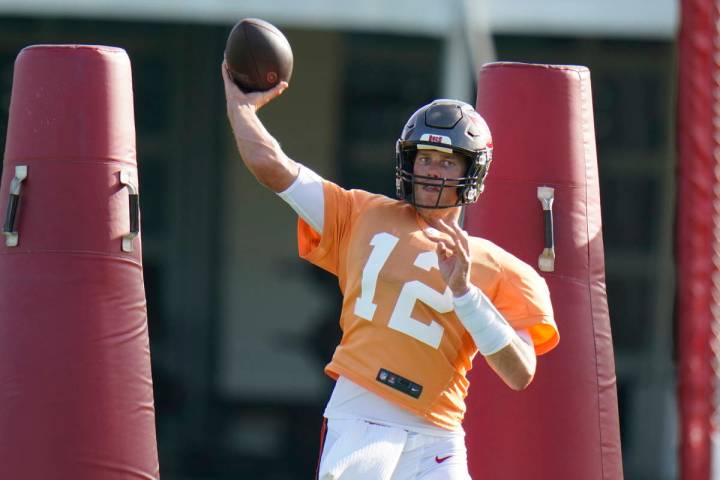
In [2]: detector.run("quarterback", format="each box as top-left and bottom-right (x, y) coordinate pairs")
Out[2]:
(222, 62), (559, 479)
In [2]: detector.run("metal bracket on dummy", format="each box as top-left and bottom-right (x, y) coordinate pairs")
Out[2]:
(537, 186), (555, 272)
(3, 165), (28, 247)
(119, 171), (140, 253)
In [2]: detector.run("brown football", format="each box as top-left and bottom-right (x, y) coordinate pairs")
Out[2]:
(224, 18), (294, 92)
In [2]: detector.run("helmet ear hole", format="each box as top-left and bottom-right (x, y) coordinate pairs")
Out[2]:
(465, 186), (478, 202)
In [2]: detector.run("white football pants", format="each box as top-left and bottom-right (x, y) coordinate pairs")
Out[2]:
(317, 418), (472, 480)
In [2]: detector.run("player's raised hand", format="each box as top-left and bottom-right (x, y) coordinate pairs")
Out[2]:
(222, 60), (288, 113)
(425, 218), (471, 297)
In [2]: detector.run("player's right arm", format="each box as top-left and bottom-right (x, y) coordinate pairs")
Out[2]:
(222, 61), (299, 193)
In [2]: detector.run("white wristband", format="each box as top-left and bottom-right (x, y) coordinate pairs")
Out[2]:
(277, 164), (325, 233)
(453, 286), (515, 356)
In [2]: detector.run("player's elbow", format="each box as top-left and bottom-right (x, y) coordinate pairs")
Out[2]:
(486, 339), (537, 391)
(493, 362), (535, 391)
(248, 161), (293, 192)
(508, 339), (537, 391)
(255, 170), (284, 192)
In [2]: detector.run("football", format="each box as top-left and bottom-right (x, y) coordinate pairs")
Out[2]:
(224, 18), (294, 92)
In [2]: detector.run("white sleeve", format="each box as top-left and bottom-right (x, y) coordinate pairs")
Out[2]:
(453, 286), (533, 355)
(276, 164), (325, 233)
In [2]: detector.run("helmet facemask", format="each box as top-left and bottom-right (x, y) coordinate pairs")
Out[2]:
(395, 143), (491, 209)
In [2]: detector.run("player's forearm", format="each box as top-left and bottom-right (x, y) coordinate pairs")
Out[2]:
(485, 336), (536, 391)
(453, 286), (537, 390)
(227, 104), (299, 192)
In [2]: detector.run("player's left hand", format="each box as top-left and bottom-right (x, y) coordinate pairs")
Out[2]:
(424, 218), (471, 297)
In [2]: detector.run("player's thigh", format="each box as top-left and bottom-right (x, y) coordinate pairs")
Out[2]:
(318, 419), (342, 467)
(419, 462), (471, 480)
(392, 433), (471, 480)
(417, 450), (471, 480)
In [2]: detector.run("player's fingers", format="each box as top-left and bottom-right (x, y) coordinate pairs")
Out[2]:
(435, 241), (445, 258)
(429, 235), (454, 256)
(436, 222), (469, 268)
(424, 229), (457, 252)
(221, 61), (236, 90)
(431, 218), (452, 235)
(429, 220), (454, 242)
(255, 81), (289, 110)
(435, 239), (452, 259)
(435, 237), (454, 253)
(435, 219), (463, 255)
(221, 61), (248, 104)
(262, 82), (288, 105)
(449, 219), (470, 257)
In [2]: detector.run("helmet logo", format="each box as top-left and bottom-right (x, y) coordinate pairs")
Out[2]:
(420, 133), (451, 145)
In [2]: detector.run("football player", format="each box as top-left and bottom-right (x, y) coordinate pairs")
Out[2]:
(222, 61), (559, 480)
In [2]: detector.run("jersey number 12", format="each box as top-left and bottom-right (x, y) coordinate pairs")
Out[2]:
(353, 232), (453, 349)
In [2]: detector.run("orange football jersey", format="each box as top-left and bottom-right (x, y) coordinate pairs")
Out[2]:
(297, 180), (559, 430)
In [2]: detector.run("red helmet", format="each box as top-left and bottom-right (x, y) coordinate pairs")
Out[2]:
(395, 99), (493, 208)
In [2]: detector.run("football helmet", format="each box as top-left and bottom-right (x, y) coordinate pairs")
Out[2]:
(395, 99), (493, 208)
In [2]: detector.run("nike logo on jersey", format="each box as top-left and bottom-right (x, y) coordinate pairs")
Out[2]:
(435, 455), (453, 463)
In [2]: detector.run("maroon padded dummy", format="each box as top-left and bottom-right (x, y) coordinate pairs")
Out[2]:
(464, 63), (623, 479)
(676, 1), (718, 477)
(0, 45), (158, 479)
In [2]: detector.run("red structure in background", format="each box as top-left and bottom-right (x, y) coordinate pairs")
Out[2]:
(464, 62), (623, 479)
(0, 46), (158, 479)
(677, 1), (720, 479)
